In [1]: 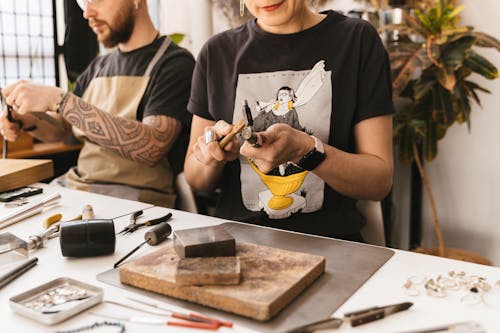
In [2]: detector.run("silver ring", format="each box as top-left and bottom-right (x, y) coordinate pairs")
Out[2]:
(204, 129), (216, 145)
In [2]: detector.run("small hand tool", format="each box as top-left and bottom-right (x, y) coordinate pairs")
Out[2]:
(113, 221), (172, 268)
(285, 317), (343, 333)
(0, 257), (38, 289)
(285, 301), (413, 332)
(116, 209), (143, 235)
(91, 310), (219, 330)
(117, 211), (171, 235)
(1, 86), (26, 159)
(0, 198), (63, 257)
(343, 301), (413, 326)
(127, 297), (233, 328)
(218, 118), (245, 148)
(0, 223), (60, 257)
(240, 99), (260, 147)
(394, 321), (485, 333)
(0, 192), (61, 229)
(104, 300), (220, 329)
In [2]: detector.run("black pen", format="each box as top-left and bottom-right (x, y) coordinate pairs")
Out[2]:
(0, 257), (38, 288)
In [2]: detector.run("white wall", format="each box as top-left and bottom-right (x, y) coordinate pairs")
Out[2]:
(421, 0), (500, 265)
(157, 0), (213, 57)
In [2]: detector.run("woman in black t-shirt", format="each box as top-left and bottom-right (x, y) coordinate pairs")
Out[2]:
(184, 0), (394, 240)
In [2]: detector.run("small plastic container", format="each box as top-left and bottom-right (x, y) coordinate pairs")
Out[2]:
(9, 277), (103, 325)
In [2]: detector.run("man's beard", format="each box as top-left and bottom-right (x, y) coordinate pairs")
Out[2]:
(93, 4), (135, 48)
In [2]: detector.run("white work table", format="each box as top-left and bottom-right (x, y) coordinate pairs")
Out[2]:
(1, 184), (499, 333)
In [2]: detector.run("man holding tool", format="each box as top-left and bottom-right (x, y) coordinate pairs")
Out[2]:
(0, 0), (194, 208)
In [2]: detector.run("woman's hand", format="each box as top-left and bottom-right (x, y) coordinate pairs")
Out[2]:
(240, 123), (313, 173)
(192, 120), (242, 168)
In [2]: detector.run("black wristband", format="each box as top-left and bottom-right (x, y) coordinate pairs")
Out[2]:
(297, 135), (326, 171)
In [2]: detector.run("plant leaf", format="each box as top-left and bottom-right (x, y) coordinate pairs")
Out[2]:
(441, 36), (476, 69)
(390, 45), (433, 97)
(403, 12), (429, 37)
(448, 4), (465, 19)
(168, 33), (185, 45)
(464, 51), (499, 79)
(469, 31), (500, 51)
(436, 67), (456, 91)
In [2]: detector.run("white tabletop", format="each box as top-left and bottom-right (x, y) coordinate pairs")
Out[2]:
(1, 185), (499, 333)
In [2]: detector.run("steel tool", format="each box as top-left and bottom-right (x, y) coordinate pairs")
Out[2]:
(0, 192), (61, 230)
(113, 220), (172, 268)
(0, 209), (86, 256)
(1, 90), (21, 159)
(343, 301), (413, 326)
(240, 99), (260, 147)
(127, 297), (233, 328)
(394, 321), (485, 333)
(116, 210), (143, 235)
(104, 300), (220, 329)
(117, 211), (171, 235)
(91, 311), (219, 330)
(285, 302), (413, 332)
(0, 257), (38, 288)
(0, 215), (62, 257)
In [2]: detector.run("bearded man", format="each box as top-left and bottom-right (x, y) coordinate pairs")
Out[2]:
(0, 0), (195, 207)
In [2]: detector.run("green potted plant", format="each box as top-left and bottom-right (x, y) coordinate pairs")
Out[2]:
(382, 0), (499, 263)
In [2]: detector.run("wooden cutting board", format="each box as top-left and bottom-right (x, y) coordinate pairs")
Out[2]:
(119, 242), (326, 321)
(0, 159), (53, 192)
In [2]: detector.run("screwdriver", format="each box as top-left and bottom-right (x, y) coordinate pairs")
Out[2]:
(113, 221), (172, 268)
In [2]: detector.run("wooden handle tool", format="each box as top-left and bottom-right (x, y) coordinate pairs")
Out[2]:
(218, 119), (245, 148)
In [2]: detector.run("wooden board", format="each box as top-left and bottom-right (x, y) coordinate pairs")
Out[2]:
(119, 242), (326, 321)
(0, 159), (53, 192)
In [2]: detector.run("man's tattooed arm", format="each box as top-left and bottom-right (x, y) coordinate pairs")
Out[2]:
(59, 93), (182, 167)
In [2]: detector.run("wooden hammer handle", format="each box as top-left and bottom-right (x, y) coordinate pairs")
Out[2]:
(218, 119), (245, 148)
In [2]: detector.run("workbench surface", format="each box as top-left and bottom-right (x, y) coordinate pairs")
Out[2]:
(1, 184), (499, 332)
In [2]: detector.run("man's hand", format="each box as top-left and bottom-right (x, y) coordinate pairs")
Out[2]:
(0, 109), (22, 141)
(3, 80), (65, 114)
(191, 120), (242, 168)
(240, 123), (313, 174)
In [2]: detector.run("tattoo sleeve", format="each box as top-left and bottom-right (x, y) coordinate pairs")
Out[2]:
(61, 93), (182, 167)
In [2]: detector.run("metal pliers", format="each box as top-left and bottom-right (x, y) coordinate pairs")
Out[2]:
(117, 211), (172, 235)
(116, 210), (144, 235)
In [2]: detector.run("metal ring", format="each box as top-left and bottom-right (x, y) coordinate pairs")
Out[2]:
(204, 129), (216, 145)
(425, 279), (446, 297)
(408, 275), (426, 285)
(494, 280), (500, 291)
(402, 280), (420, 296)
(460, 293), (483, 306)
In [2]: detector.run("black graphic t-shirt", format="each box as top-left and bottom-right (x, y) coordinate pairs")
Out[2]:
(74, 36), (195, 174)
(188, 11), (394, 238)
